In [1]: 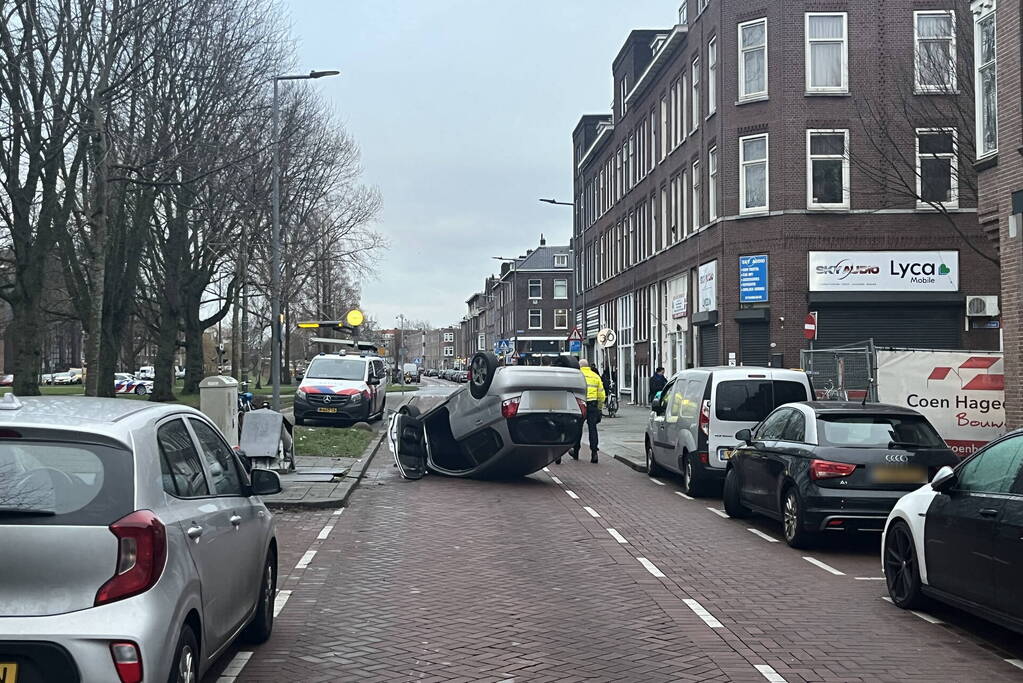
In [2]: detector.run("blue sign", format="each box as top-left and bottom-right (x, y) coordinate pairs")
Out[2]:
(739, 255), (769, 303)
(569, 340), (582, 353)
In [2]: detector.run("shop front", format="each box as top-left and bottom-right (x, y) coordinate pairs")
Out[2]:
(693, 260), (719, 366)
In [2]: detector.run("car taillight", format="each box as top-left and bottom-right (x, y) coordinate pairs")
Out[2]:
(575, 397), (587, 418)
(699, 400), (710, 436)
(501, 396), (521, 419)
(95, 510), (167, 606)
(110, 642), (143, 683)
(810, 459), (857, 481)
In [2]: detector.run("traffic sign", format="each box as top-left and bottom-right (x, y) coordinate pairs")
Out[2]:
(414, 357), (422, 365)
(804, 312), (818, 340)
(569, 340), (582, 353)
(567, 327), (583, 342)
(597, 328), (617, 348)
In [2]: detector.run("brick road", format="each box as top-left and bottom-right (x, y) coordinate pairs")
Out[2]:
(207, 431), (1023, 682)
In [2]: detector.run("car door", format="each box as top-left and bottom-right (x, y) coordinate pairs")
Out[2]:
(768, 409), (813, 515)
(185, 417), (264, 643)
(390, 413), (427, 479)
(991, 441), (1023, 622)
(743, 408), (793, 512)
(924, 436), (1023, 606)
(649, 379), (674, 467)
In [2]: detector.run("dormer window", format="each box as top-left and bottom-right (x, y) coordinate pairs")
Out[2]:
(554, 254), (569, 268)
(679, 1), (688, 25)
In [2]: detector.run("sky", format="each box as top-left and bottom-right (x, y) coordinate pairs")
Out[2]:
(284, 0), (674, 329)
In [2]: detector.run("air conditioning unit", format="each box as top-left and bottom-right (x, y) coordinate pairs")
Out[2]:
(966, 295), (999, 317)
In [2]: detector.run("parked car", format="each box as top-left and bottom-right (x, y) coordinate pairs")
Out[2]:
(52, 372), (75, 385)
(723, 401), (959, 547)
(646, 367), (814, 496)
(174, 366), (185, 380)
(114, 373), (153, 395)
(40, 373), (54, 385)
(402, 363), (421, 384)
(0, 375), (13, 387)
(883, 429), (1023, 633)
(0, 395), (282, 682)
(390, 352), (586, 479)
(137, 366), (156, 380)
(425, 368), (438, 378)
(293, 352), (388, 425)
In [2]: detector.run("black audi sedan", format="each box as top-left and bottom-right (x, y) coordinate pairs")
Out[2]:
(723, 402), (959, 548)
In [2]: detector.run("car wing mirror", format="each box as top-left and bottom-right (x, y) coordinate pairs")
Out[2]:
(367, 377), (381, 386)
(930, 465), (956, 492)
(650, 398), (664, 414)
(735, 428), (753, 445)
(251, 468), (282, 496)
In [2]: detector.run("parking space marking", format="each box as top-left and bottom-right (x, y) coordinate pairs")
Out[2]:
(607, 528), (629, 544)
(565, 490), (580, 499)
(882, 597), (943, 624)
(649, 478), (666, 486)
(854, 576), (885, 580)
(674, 491), (694, 500)
(683, 598), (724, 628)
(802, 556), (846, 576)
(216, 651), (253, 682)
(755, 663), (788, 682)
(273, 590), (292, 617)
(317, 524), (334, 540)
(636, 557), (666, 578)
(747, 528), (780, 543)
(1006, 659), (1023, 671)
(583, 506), (602, 518)
(331, 507), (345, 516)
(295, 550), (317, 570)
(707, 507), (729, 519)
(550, 476), (564, 485)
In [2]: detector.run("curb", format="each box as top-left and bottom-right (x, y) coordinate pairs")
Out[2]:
(613, 452), (647, 473)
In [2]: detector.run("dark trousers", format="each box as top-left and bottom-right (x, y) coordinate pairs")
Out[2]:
(574, 400), (600, 453)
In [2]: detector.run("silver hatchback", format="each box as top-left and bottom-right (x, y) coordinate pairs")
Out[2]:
(0, 396), (281, 683)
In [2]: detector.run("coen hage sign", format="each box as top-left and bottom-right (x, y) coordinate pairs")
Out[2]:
(808, 251), (959, 292)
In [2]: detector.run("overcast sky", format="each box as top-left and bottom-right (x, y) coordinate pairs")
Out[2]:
(284, 0), (673, 329)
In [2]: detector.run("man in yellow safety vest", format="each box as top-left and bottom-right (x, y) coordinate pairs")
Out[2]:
(557, 358), (606, 465)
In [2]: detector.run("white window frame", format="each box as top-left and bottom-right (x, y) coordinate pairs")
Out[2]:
(554, 253), (568, 268)
(707, 37), (717, 116)
(973, 0), (997, 158)
(680, 72), (688, 142)
(708, 146), (718, 221)
(806, 129), (850, 210)
(678, 1), (688, 26)
(915, 127), (959, 209)
(554, 309), (569, 330)
(660, 96), (668, 160)
(554, 278), (568, 299)
(528, 309), (542, 330)
(738, 18), (768, 101)
(804, 12), (848, 94)
(620, 75), (629, 119)
(914, 10), (957, 94)
(691, 159), (701, 230)
(444, 346), (454, 357)
(528, 279), (542, 299)
(477, 333), (485, 351)
(443, 332), (454, 343)
(690, 57), (700, 133)
(679, 169), (688, 238)
(739, 133), (770, 215)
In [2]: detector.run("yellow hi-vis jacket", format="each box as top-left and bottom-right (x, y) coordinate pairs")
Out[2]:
(581, 367), (606, 405)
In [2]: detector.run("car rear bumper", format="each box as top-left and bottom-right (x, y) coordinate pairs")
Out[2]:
(803, 486), (904, 531)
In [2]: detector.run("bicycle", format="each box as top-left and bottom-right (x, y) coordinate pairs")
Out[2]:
(819, 378), (848, 401)
(238, 382), (255, 412)
(605, 381), (619, 417)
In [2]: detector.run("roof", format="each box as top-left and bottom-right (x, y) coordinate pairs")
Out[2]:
(802, 401), (921, 415)
(509, 245), (572, 272)
(0, 396), (199, 444)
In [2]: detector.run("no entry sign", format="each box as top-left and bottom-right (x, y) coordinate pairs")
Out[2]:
(804, 312), (818, 340)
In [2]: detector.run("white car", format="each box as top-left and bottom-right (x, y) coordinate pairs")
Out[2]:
(114, 373), (153, 395)
(883, 429), (1023, 633)
(137, 366), (156, 380)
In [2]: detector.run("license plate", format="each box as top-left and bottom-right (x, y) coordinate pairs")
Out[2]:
(529, 393), (563, 411)
(0, 663), (17, 683)
(872, 465), (927, 484)
(317, 407), (338, 414)
(720, 449), (734, 460)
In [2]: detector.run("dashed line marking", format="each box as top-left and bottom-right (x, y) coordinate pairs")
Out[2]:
(755, 663), (788, 682)
(854, 576), (885, 580)
(882, 596), (943, 623)
(649, 478), (666, 486)
(317, 524), (334, 540)
(747, 528), (780, 543)
(273, 590), (292, 617)
(550, 476), (564, 485)
(802, 556), (846, 576)
(674, 491), (693, 500)
(216, 651), (253, 681)
(607, 528), (629, 544)
(565, 490), (580, 499)
(707, 507), (729, 518)
(583, 506), (601, 518)
(332, 507), (345, 516)
(295, 550), (316, 570)
(683, 598), (724, 628)
(1006, 659), (1023, 671)
(636, 557), (665, 577)
(542, 467), (550, 472)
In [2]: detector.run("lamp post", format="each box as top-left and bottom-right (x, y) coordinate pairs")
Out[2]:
(271, 69), (339, 411)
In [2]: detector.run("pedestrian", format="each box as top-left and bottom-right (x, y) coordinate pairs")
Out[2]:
(648, 366), (667, 404)
(556, 359), (605, 465)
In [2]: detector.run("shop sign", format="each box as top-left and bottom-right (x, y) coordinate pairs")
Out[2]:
(808, 251), (959, 292)
(671, 294), (687, 319)
(738, 255), (769, 303)
(698, 261), (717, 312)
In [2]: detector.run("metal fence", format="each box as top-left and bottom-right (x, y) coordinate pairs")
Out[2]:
(800, 340), (879, 402)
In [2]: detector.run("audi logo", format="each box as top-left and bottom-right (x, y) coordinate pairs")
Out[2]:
(885, 454), (909, 463)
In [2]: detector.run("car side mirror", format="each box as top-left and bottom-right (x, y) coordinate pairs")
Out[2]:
(367, 377), (381, 386)
(735, 428), (753, 445)
(650, 398), (665, 414)
(251, 468), (282, 496)
(931, 465), (956, 492)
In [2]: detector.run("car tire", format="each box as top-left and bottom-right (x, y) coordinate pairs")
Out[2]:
(469, 352), (499, 400)
(241, 550), (277, 644)
(723, 468), (750, 518)
(680, 453), (707, 498)
(134, 384), (148, 395)
(168, 624), (199, 683)
(884, 521), (927, 610)
(782, 486), (814, 549)
(398, 403), (421, 418)
(646, 442), (665, 477)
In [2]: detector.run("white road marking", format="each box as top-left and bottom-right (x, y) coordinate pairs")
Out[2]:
(583, 506), (601, 518)
(607, 528), (629, 544)
(755, 663), (788, 682)
(317, 524), (334, 540)
(216, 651), (253, 681)
(565, 490), (580, 499)
(550, 476), (563, 485)
(674, 491), (693, 500)
(1006, 659), (1023, 671)
(649, 478), (666, 486)
(854, 577), (885, 581)
(542, 467), (550, 472)
(273, 590), (292, 617)
(683, 598), (724, 628)
(747, 528), (780, 543)
(802, 556), (846, 576)
(882, 597), (943, 624)
(707, 507), (729, 518)
(636, 557), (665, 578)
(332, 507), (345, 516)
(295, 550), (316, 570)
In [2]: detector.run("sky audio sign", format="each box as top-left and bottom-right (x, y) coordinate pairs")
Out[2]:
(808, 251), (959, 292)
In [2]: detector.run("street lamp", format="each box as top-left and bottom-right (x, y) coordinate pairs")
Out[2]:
(538, 198), (575, 206)
(271, 69), (340, 411)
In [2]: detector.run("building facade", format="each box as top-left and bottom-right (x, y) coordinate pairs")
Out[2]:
(573, 0), (1000, 405)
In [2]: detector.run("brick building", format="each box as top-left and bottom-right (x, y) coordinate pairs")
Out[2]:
(572, 0), (999, 404)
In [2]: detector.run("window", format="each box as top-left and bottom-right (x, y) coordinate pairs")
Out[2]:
(529, 309), (542, 329)
(443, 346), (454, 357)
(660, 96), (668, 160)
(708, 146), (718, 221)
(805, 13), (848, 93)
(665, 381), (686, 423)
(691, 159), (701, 229)
(807, 129), (849, 209)
(739, 134), (769, 213)
(781, 411), (806, 442)
(477, 333), (485, 351)
(158, 419), (210, 498)
(818, 414), (945, 448)
(554, 309), (568, 329)
(443, 332), (454, 342)
(974, 0), (997, 157)
(668, 80), (678, 148)
(620, 75), (629, 119)
(554, 253), (568, 268)
(678, 1), (688, 25)
(190, 419), (244, 496)
(738, 18), (767, 100)
(707, 37), (717, 115)
(553, 279), (568, 299)
(916, 129), (958, 208)
(915, 10), (956, 92)
(528, 279), (542, 299)
(755, 408), (793, 440)
(956, 437), (1023, 494)
(690, 57), (700, 132)
(718, 381), (809, 423)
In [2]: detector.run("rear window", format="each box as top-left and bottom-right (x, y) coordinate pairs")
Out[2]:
(715, 380), (809, 422)
(0, 440), (133, 525)
(818, 414), (946, 449)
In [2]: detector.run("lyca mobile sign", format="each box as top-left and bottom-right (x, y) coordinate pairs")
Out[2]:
(808, 251), (959, 292)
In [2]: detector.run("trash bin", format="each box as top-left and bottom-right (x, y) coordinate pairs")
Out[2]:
(199, 375), (239, 447)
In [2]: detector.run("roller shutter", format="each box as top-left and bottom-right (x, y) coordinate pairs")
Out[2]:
(814, 304), (961, 349)
(739, 322), (770, 366)
(698, 326), (720, 366)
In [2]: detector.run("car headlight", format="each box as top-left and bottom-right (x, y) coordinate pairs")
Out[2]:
(349, 393), (362, 403)
(296, 389), (306, 399)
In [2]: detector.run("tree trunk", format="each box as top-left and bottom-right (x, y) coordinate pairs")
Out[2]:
(282, 304), (292, 385)
(183, 312), (204, 394)
(150, 294), (179, 402)
(10, 298), (44, 396)
(230, 287), (240, 379)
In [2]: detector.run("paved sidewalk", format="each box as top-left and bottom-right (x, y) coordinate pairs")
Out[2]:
(580, 402), (649, 471)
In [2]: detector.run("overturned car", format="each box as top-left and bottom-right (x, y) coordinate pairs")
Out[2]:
(389, 352), (586, 479)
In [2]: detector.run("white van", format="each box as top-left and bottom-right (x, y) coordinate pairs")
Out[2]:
(645, 367), (813, 496)
(137, 366), (155, 380)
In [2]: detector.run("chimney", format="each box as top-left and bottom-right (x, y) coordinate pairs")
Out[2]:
(539, 233), (546, 246)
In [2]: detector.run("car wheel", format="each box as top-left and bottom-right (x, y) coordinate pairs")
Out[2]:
(241, 550), (277, 644)
(680, 453), (706, 498)
(134, 384), (148, 395)
(168, 624), (199, 683)
(723, 468), (750, 518)
(469, 351), (499, 399)
(782, 486), (814, 549)
(646, 442), (665, 477)
(398, 403), (421, 418)
(885, 521), (926, 609)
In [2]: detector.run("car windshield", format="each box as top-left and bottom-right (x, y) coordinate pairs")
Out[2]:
(715, 380), (809, 422)
(306, 358), (366, 381)
(818, 414), (946, 448)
